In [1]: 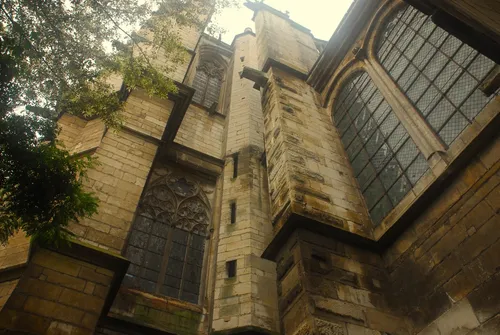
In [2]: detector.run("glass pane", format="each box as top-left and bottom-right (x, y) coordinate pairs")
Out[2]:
(407, 154), (428, 185)
(468, 54), (495, 80)
(352, 149), (370, 176)
(148, 236), (167, 255)
(166, 258), (184, 278)
(389, 55), (409, 80)
(125, 246), (145, 265)
(428, 27), (447, 48)
(192, 71), (208, 104)
(427, 98), (455, 131)
(446, 72), (476, 107)
(413, 42), (436, 70)
(372, 144), (393, 172)
(180, 291), (199, 304)
(138, 279), (156, 293)
(191, 234), (206, 251)
(370, 196), (393, 225)
(170, 242), (187, 261)
(365, 130), (385, 158)
(128, 230), (148, 249)
(161, 285), (179, 299)
(398, 64), (419, 91)
(453, 44), (476, 67)
(387, 124), (410, 152)
(435, 61), (460, 92)
(416, 85), (440, 116)
(380, 159), (403, 190)
(407, 74), (430, 103)
(461, 90), (492, 121)
(363, 179), (386, 210)
(396, 139), (419, 170)
(424, 51), (448, 81)
(379, 113), (399, 138)
(377, 4), (497, 148)
(144, 252), (162, 271)
(388, 176), (411, 206)
(439, 113), (469, 146)
(333, 70), (428, 225)
(358, 163), (377, 191)
(346, 136), (363, 161)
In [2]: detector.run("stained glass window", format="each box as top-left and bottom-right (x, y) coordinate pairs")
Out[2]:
(333, 72), (429, 225)
(123, 170), (210, 304)
(192, 60), (224, 108)
(377, 5), (498, 146)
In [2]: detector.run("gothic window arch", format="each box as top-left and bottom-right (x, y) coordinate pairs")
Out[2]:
(333, 71), (428, 225)
(375, 4), (498, 146)
(123, 169), (211, 304)
(192, 59), (225, 108)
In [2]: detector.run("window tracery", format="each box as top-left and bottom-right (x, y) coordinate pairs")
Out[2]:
(123, 169), (211, 304)
(192, 60), (224, 108)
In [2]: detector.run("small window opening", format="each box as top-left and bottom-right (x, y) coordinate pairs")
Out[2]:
(230, 202), (237, 224)
(226, 260), (237, 278)
(232, 153), (239, 178)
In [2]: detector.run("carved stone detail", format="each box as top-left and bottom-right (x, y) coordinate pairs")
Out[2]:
(197, 61), (224, 80)
(138, 169), (211, 236)
(315, 319), (346, 335)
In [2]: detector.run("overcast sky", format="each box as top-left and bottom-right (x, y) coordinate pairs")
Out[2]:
(214, 0), (354, 44)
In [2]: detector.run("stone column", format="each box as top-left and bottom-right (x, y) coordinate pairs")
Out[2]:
(211, 29), (279, 334)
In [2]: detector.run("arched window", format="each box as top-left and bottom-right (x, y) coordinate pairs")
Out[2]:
(333, 72), (428, 225)
(192, 60), (224, 108)
(123, 169), (211, 304)
(377, 4), (497, 146)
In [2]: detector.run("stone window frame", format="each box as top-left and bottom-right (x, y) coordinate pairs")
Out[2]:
(190, 48), (229, 114)
(192, 59), (225, 107)
(122, 166), (213, 306)
(331, 68), (429, 225)
(327, 0), (500, 230)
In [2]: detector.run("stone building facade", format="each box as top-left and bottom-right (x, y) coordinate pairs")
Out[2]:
(1, 0), (500, 334)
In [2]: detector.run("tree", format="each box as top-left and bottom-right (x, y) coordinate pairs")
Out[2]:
(0, 0), (235, 245)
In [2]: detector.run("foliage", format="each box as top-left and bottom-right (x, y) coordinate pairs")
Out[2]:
(0, 112), (98, 245)
(0, 0), (235, 121)
(0, 0), (235, 245)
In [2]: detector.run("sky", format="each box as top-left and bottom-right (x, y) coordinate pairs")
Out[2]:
(214, 0), (354, 45)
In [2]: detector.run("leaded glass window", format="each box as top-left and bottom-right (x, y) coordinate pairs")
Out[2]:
(377, 5), (498, 146)
(333, 72), (429, 225)
(123, 169), (211, 304)
(192, 60), (224, 108)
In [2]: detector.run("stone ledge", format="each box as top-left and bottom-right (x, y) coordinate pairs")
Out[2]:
(262, 109), (500, 260)
(98, 315), (176, 335)
(212, 325), (280, 335)
(43, 239), (130, 321)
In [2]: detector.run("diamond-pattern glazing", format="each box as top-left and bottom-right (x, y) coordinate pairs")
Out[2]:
(333, 72), (429, 226)
(377, 4), (498, 148)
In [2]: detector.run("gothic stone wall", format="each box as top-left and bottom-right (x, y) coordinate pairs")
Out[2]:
(253, 7), (320, 74)
(0, 248), (113, 334)
(262, 67), (371, 237)
(175, 104), (225, 159)
(57, 90), (172, 253)
(383, 130), (500, 334)
(276, 229), (409, 335)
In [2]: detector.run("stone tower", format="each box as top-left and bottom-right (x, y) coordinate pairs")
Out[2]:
(1, 0), (500, 334)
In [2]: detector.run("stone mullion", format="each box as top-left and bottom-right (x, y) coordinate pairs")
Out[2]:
(157, 225), (175, 295)
(364, 57), (447, 160)
(178, 233), (192, 299)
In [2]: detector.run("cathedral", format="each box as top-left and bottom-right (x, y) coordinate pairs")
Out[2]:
(1, 0), (500, 334)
